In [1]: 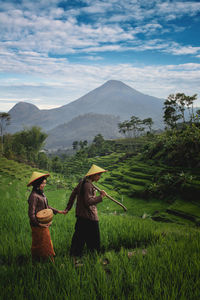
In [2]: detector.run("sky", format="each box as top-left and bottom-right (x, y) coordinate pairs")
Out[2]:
(0, 0), (200, 112)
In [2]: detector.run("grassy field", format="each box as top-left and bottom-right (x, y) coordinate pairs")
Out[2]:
(0, 156), (200, 299)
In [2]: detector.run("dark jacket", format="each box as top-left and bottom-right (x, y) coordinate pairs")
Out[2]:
(28, 190), (58, 226)
(65, 179), (102, 221)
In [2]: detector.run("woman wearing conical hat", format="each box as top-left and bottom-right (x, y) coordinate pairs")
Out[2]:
(27, 172), (65, 262)
(64, 164), (107, 262)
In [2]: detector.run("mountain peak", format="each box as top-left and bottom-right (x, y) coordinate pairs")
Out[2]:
(102, 80), (130, 88)
(7, 80), (164, 139)
(99, 80), (140, 95)
(8, 101), (39, 114)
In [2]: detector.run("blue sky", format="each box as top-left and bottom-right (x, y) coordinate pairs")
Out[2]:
(0, 0), (200, 111)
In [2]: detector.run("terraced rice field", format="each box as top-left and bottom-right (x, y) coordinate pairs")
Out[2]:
(1, 156), (200, 299)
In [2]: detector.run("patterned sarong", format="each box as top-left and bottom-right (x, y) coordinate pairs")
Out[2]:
(31, 226), (55, 261)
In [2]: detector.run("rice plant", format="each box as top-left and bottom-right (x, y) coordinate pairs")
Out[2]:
(1, 157), (200, 299)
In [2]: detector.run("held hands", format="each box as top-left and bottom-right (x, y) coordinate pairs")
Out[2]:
(57, 210), (67, 214)
(58, 209), (68, 215)
(38, 210), (68, 227)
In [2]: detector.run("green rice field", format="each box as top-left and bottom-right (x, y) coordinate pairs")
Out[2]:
(0, 156), (200, 299)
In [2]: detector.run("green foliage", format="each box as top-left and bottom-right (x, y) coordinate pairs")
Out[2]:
(13, 126), (47, 153)
(142, 124), (200, 168)
(1, 157), (200, 299)
(118, 116), (154, 139)
(0, 112), (11, 154)
(51, 156), (63, 173)
(163, 93), (198, 129)
(3, 126), (48, 165)
(72, 134), (117, 159)
(145, 171), (194, 201)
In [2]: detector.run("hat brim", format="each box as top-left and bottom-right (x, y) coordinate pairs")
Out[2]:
(27, 173), (50, 187)
(86, 170), (107, 177)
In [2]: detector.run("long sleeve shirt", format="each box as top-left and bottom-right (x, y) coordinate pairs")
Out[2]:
(65, 179), (102, 221)
(28, 190), (59, 226)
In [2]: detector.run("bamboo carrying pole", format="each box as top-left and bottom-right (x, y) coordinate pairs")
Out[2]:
(92, 183), (127, 212)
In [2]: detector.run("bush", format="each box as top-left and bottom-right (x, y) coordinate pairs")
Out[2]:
(144, 171), (194, 201)
(142, 124), (200, 168)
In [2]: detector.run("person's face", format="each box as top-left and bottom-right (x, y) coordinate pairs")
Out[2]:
(92, 173), (101, 182)
(39, 179), (47, 191)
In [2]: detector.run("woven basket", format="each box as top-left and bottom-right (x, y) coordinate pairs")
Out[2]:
(36, 209), (53, 224)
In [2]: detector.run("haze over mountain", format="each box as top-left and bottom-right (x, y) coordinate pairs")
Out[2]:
(7, 80), (165, 149)
(45, 113), (121, 149)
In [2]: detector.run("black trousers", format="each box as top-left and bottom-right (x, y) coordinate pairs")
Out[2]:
(70, 217), (100, 257)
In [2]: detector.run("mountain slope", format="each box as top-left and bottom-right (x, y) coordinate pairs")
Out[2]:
(8, 102), (40, 133)
(8, 80), (164, 133)
(45, 113), (121, 149)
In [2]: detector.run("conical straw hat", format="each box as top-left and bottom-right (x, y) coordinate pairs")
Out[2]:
(85, 164), (107, 177)
(27, 171), (50, 186)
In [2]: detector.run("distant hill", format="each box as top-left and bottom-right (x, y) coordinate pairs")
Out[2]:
(8, 102), (40, 133)
(8, 80), (164, 131)
(45, 113), (122, 149)
(7, 80), (165, 149)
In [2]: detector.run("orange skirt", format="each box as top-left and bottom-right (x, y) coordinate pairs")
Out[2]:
(31, 226), (55, 261)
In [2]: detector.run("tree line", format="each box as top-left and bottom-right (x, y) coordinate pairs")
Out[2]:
(163, 93), (200, 129)
(142, 93), (200, 168)
(1, 92), (200, 172)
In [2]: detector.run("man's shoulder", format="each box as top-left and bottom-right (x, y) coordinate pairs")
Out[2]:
(85, 179), (93, 186)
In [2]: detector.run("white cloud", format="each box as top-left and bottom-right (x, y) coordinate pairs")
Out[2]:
(0, 0), (199, 59)
(167, 45), (200, 55)
(85, 55), (103, 61)
(0, 62), (200, 112)
(0, 0), (200, 111)
(157, 1), (200, 17)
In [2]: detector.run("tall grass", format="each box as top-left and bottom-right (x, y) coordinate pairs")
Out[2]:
(1, 157), (200, 299)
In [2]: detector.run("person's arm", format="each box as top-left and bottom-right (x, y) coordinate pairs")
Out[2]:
(64, 185), (78, 214)
(84, 182), (105, 206)
(28, 193), (40, 226)
(47, 198), (65, 215)
(47, 204), (59, 214)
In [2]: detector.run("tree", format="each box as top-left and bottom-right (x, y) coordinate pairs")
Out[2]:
(0, 113), (10, 154)
(72, 141), (79, 150)
(13, 126), (47, 162)
(163, 95), (181, 129)
(175, 93), (197, 123)
(130, 116), (144, 138)
(79, 140), (88, 149)
(3, 133), (14, 159)
(194, 109), (200, 124)
(93, 134), (104, 147)
(38, 152), (50, 170)
(83, 140), (88, 148)
(163, 93), (198, 129)
(176, 93), (187, 123)
(118, 117), (144, 138)
(51, 156), (63, 173)
(142, 118), (154, 134)
(185, 94), (197, 123)
(118, 120), (129, 137)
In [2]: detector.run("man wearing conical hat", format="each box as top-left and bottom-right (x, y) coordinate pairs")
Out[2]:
(27, 171), (65, 262)
(64, 164), (107, 263)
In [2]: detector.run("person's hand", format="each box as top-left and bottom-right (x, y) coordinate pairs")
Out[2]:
(39, 221), (52, 228)
(63, 209), (69, 215)
(100, 190), (107, 198)
(57, 210), (66, 214)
